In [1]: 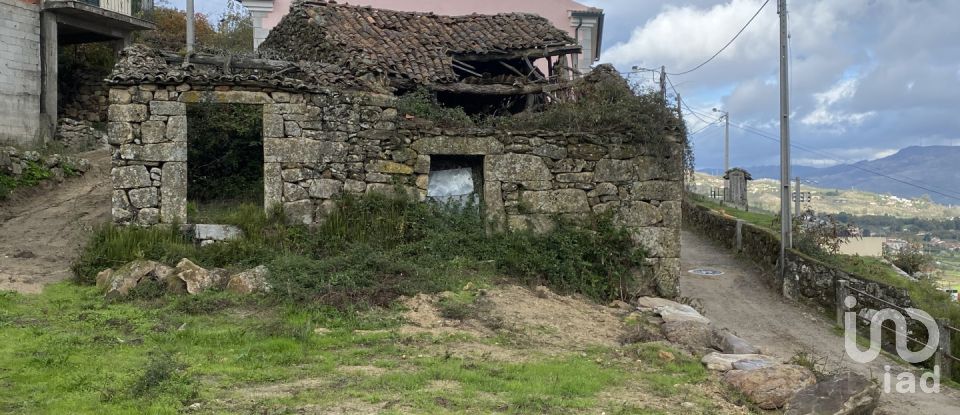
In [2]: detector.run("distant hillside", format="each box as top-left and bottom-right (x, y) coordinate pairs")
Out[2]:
(733, 146), (960, 205)
(690, 172), (960, 219)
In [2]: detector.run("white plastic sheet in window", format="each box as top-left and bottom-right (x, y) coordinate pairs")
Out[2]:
(427, 167), (476, 204)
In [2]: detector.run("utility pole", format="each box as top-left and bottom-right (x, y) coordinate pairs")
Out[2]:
(713, 108), (730, 172)
(186, 0), (195, 56)
(795, 176), (801, 217)
(778, 0), (792, 275)
(660, 66), (667, 102)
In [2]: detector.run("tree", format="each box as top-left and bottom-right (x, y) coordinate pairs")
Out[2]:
(135, 1), (252, 53)
(889, 243), (934, 277)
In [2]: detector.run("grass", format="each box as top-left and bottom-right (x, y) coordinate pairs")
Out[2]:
(0, 161), (53, 200)
(0, 281), (729, 413)
(688, 194), (778, 231)
(74, 193), (646, 305)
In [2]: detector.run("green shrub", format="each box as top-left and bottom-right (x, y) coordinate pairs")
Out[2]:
(74, 193), (647, 305)
(395, 88), (473, 128)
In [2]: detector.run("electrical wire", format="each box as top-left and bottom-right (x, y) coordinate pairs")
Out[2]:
(668, 0), (771, 76)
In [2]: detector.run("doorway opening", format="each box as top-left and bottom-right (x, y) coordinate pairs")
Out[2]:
(186, 103), (263, 223)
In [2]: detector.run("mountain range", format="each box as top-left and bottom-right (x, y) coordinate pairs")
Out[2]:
(715, 146), (960, 205)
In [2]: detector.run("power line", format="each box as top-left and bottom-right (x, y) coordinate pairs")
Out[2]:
(668, 0), (771, 76)
(683, 107), (960, 202)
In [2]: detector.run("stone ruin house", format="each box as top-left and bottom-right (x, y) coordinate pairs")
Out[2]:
(105, 1), (684, 296)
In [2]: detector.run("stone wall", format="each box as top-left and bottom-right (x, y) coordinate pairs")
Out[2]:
(0, 0), (41, 146)
(682, 201), (913, 314)
(108, 84), (684, 297)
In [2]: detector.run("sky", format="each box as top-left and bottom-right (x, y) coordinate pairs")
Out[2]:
(578, 0), (960, 170)
(169, 0), (960, 171)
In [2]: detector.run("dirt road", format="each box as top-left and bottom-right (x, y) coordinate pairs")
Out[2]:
(680, 229), (960, 414)
(0, 149), (111, 293)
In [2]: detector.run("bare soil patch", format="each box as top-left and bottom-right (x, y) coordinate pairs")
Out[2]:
(0, 149), (111, 293)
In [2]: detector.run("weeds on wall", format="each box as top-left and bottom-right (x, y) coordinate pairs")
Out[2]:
(74, 193), (646, 305)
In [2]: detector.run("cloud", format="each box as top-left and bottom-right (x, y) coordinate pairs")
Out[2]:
(801, 78), (876, 132)
(590, 0), (960, 169)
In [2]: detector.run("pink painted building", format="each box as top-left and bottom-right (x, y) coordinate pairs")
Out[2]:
(241, 0), (603, 72)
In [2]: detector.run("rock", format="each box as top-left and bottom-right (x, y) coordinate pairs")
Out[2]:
(411, 135), (503, 155)
(166, 116), (187, 142)
(594, 158), (636, 182)
(108, 104), (148, 122)
(112, 166), (152, 189)
(615, 201), (663, 227)
(733, 359), (777, 371)
(167, 258), (226, 294)
(702, 352), (778, 371)
(366, 160), (413, 175)
(661, 320), (715, 351)
(784, 372), (880, 415)
(636, 296), (688, 311)
(485, 153), (551, 181)
(308, 178), (343, 199)
(150, 101), (185, 116)
(127, 187), (159, 208)
(630, 227), (680, 258)
(140, 120), (166, 144)
(226, 265), (271, 294)
(160, 162), (187, 223)
(98, 260), (173, 299)
(714, 330), (761, 354)
(657, 304), (710, 324)
(723, 365), (817, 409)
(519, 189), (591, 214)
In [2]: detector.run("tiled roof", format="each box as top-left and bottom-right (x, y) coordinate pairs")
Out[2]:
(106, 44), (386, 93)
(259, 0), (578, 85)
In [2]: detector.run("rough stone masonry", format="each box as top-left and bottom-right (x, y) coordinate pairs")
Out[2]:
(107, 82), (684, 297)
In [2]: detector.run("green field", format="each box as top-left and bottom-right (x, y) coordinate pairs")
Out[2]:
(691, 172), (960, 219)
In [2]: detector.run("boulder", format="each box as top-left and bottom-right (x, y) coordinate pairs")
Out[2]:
(636, 296), (688, 311)
(658, 305), (711, 325)
(702, 352), (778, 371)
(226, 265), (271, 294)
(166, 258), (226, 294)
(662, 320), (715, 351)
(97, 260), (173, 299)
(714, 330), (761, 354)
(723, 365), (817, 410)
(784, 372), (880, 415)
(733, 359), (778, 371)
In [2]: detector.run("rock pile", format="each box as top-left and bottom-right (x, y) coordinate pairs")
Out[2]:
(0, 146), (91, 181)
(96, 259), (271, 298)
(56, 118), (106, 151)
(632, 296), (880, 413)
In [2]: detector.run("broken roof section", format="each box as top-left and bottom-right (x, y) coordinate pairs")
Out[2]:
(259, 0), (580, 86)
(107, 0), (582, 95)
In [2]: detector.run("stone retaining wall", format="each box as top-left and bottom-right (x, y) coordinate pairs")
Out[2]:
(682, 201), (913, 314)
(108, 83), (684, 297)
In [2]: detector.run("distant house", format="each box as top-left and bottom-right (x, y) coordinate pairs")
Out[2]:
(239, 0), (603, 73)
(0, 0), (155, 147)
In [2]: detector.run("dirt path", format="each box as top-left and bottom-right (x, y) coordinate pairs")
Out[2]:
(680, 229), (960, 414)
(0, 149), (111, 293)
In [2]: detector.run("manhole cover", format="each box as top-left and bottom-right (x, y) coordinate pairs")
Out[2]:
(688, 268), (724, 276)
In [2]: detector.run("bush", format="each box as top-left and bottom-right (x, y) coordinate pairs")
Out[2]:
(74, 193), (647, 305)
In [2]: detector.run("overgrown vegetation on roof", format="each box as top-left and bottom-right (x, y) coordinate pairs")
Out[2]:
(396, 66), (694, 175)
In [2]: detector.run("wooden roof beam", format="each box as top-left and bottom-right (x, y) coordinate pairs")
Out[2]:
(451, 45), (582, 62)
